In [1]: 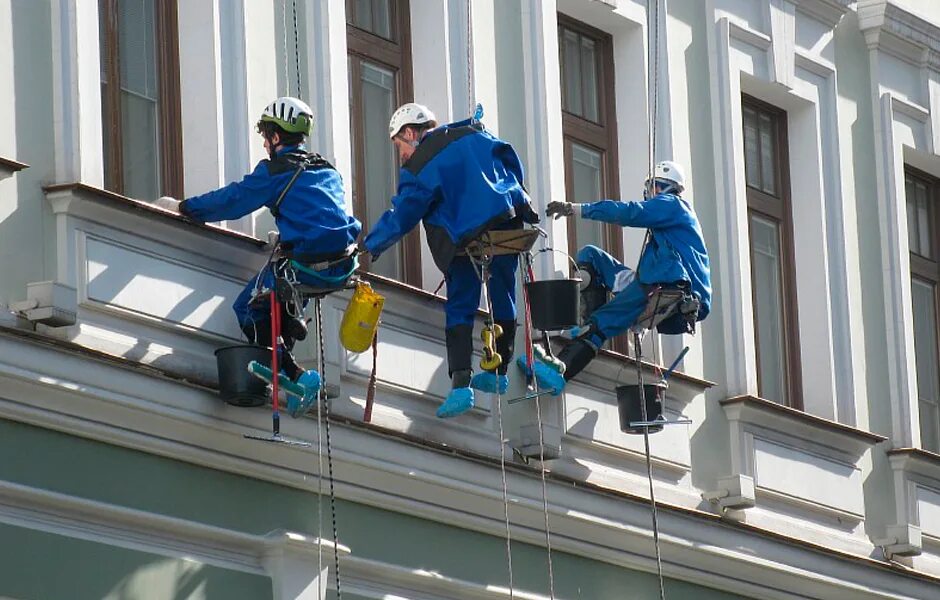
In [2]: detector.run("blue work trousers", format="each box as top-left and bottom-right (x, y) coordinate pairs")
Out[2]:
(577, 245), (647, 345)
(444, 254), (518, 329)
(233, 259), (352, 337)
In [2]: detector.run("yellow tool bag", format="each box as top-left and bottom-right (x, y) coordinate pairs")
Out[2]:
(340, 281), (385, 353)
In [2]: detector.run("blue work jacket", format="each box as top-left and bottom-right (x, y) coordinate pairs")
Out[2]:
(180, 145), (361, 258)
(364, 119), (537, 272)
(582, 193), (711, 322)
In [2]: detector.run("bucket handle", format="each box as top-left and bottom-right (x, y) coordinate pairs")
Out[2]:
(532, 247), (582, 281)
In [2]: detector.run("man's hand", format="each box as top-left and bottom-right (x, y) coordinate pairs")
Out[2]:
(355, 241), (372, 261)
(154, 196), (180, 212)
(546, 201), (578, 220)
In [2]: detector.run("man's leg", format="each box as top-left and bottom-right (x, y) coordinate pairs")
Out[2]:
(438, 257), (482, 418)
(556, 279), (649, 382)
(576, 245), (635, 325)
(471, 253), (518, 394)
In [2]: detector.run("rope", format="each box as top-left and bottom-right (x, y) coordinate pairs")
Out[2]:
(634, 331), (666, 600)
(521, 253), (556, 598)
(292, 0), (302, 100)
(315, 299), (325, 596)
(281, 0), (289, 96)
(471, 252), (514, 596)
(317, 299), (342, 598)
(466, 0), (474, 114)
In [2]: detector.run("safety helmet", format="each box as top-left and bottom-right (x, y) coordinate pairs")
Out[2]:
(388, 102), (436, 139)
(649, 160), (686, 193)
(258, 97), (314, 137)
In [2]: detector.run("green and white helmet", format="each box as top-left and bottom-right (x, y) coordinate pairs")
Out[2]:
(259, 97), (314, 136)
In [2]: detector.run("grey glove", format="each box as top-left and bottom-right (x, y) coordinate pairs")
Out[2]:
(153, 196), (180, 212)
(546, 201), (580, 220)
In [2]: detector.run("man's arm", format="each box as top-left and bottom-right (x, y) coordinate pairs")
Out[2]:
(363, 171), (437, 258)
(580, 197), (689, 229)
(179, 162), (274, 222)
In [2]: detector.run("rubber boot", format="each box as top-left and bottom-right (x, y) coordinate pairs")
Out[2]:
(558, 339), (599, 382)
(578, 263), (609, 326)
(287, 369), (321, 417)
(438, 368), (475, 418)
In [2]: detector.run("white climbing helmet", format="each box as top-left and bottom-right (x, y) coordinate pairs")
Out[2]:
(388, 102), (437, 139)
(258, 96), (314, 136)
(651, 160), (686, 193)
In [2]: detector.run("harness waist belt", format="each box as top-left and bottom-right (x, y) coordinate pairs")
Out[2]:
(289, 244), (358, 270)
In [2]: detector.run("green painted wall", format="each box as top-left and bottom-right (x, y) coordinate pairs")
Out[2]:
(0, 523), (271, 600)
(0, 418), (752, 599)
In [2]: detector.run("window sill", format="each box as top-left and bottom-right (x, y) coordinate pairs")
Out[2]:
(709, 395), (885, 527)
(0, 156), (29, 181)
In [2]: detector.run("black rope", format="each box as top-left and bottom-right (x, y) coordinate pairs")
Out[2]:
(292, 0), (302, 99)
(317, 299), (342, 598)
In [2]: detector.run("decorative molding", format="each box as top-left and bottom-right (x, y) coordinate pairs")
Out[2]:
(2, 328), (940, 599)
(792, 0), (854, 28)
(721, 395), (888, 452)
(0, 156), (28, 181)
(858, 0), (940, 70)
(888, 448), (940, 483)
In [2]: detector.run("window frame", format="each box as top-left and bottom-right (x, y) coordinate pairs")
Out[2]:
(742, 95), (802, 410)
(905, 166), (940, 451)
(558, 14), (623, 263)
(98, 0), (183, 199)
(346, 0), (421, 287)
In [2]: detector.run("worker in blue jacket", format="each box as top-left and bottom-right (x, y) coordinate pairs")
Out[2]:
(156, 97), (361, 408)
(362, 103), (539, 419)
(528, 161), (711, 393)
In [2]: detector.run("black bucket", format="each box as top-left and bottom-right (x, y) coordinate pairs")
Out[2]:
(616, 383), (666, 434)
(215, 345), (271, 407)
(526, 279), (581, 331)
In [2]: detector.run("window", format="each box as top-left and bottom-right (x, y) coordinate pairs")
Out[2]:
(906, 168), (940, 453)
(98, 0), (183, 200)
(347, 0), (420, 285)
(558, 16), (621, 260)
(742, 96), (801, 408)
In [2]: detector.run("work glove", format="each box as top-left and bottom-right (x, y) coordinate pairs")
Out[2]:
(355, 241), (372, 260)
(153, 196), (180, 212)
(546, 201), (580, 220)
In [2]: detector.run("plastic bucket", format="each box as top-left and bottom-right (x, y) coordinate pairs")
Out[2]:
(526, 279), (581, 331)
(215, 344), (271, 407)
(616, 383), (666, 434)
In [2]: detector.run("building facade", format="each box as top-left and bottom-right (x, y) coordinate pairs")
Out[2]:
(1, 0), (940, 598)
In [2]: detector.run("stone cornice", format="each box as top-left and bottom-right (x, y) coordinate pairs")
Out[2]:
(0, 156), (28, 182)
(858, 0), (940, 70)
(793, 0), (854, 28)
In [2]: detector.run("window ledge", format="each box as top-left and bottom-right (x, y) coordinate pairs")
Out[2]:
(0, 156), (29, 181)
(42, 182), (266, 248)
(711, 395), (885, 524)
(888, 447), (940, 480)
(721, 394), (887, 455)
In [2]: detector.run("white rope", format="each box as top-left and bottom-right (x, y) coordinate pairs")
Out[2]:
(281, 0), (289, 96)
(467, 0), (475, 114)
(316, 304), (325, 597)
(292, 0), (302, 100)
(476, 255), (515, 597)
(638, 2), (667, 598)
(523, 253), (556, 599)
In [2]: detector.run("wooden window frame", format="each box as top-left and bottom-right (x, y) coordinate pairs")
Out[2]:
(742, 95), (802, 409)
(558, 15), (623, 263)
(906, 166), (940, 450)
(346, 0), (421, 287)
(99, 0), (183, 199)
(558, 15), (624, 352)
